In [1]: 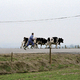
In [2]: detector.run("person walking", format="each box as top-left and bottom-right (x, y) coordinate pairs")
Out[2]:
(24, 33), (35, 50)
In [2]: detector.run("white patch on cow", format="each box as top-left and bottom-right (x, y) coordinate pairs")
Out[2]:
(20, 40), (25, 49)
(33, 37), (36, 43)
(57, 38), (59, 43)
(51, 37), (54, 43)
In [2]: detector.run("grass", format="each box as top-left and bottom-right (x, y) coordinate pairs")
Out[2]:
(0, 53), (80, 80)
(0, 53), (80, 74)
(0, 68), (80, 80)
(0, 57), (11, 61)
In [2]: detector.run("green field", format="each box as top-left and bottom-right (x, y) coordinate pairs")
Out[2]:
(0, 68), (80, 80)
(0, 53), (80, 80)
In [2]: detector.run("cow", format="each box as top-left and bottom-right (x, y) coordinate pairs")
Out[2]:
(35, 38), (47, 48)
(20, 37), (29, 49)
(20, 37), (37, 49)
(46, 37), (64, 48)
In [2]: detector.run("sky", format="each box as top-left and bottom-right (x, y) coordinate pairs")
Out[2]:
(0, 0), (80, 48)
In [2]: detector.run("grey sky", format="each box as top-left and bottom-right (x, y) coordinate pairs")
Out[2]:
(0, 0), (80, 48)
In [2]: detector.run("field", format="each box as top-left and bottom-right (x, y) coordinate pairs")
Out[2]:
(0, 53), (80, 80)
(0, 68), (80, 80)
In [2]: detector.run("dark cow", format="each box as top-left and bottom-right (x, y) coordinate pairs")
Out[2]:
(58, 38), (63, 45)
(46, 37), (64, 48)
(36, 38), (47, 48)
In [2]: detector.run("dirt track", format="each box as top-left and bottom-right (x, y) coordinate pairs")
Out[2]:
(0, 48), (80, 54)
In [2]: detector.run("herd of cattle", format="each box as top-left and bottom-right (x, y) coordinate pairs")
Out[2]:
(20, 37), (64, 49)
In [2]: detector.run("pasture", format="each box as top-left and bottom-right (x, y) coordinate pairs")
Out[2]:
(0, 53), (80, 74)
(0, 67), (80, 80)
(0, 52), (80, 80)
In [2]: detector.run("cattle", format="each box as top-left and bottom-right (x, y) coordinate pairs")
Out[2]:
(20, 37), (37, 49)
(20, 37), (64, 49)
(46, 37), (64, 48)
(20, 37), (47, 49)
(20, 37), (29, 49)
(36, 38), (47, 48)
(20, 37), (42, 49)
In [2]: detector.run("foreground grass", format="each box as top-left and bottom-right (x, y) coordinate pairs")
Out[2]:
(0, 68), (80, 80)
(0, 53), (80, 74)
(0, 53), (80, 80)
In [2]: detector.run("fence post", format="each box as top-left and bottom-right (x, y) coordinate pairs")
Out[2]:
(49, 44), (52, 64)
(11, 52), (13, 62)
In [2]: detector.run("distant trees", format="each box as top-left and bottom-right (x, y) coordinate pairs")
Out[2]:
(77, 45), (80, 48)
(52, 44), (80, 49)
(65, 45), (67, 49)
(75, 45), (80, 48)
(64, 45), (80, 49)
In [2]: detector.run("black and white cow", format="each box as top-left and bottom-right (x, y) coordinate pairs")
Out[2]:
(20, 37), (28, 49)
(36, 38), (47, 48)
(46, 37), (64, 48)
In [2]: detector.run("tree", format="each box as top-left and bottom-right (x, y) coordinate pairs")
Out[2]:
(77, 45), (80, 48)
(65, 45), (67, 49)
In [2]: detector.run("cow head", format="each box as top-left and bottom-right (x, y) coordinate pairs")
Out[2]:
(58, 38), (64, 45)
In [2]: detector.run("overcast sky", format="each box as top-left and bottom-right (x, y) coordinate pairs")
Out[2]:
(0, 0), (80, 48)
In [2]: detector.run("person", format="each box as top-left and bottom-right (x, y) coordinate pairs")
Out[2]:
(24, 33), (35, 50)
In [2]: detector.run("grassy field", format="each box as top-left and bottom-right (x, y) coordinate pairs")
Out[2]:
(0, 53), (80, 80)
(0, 67), (80, 80)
